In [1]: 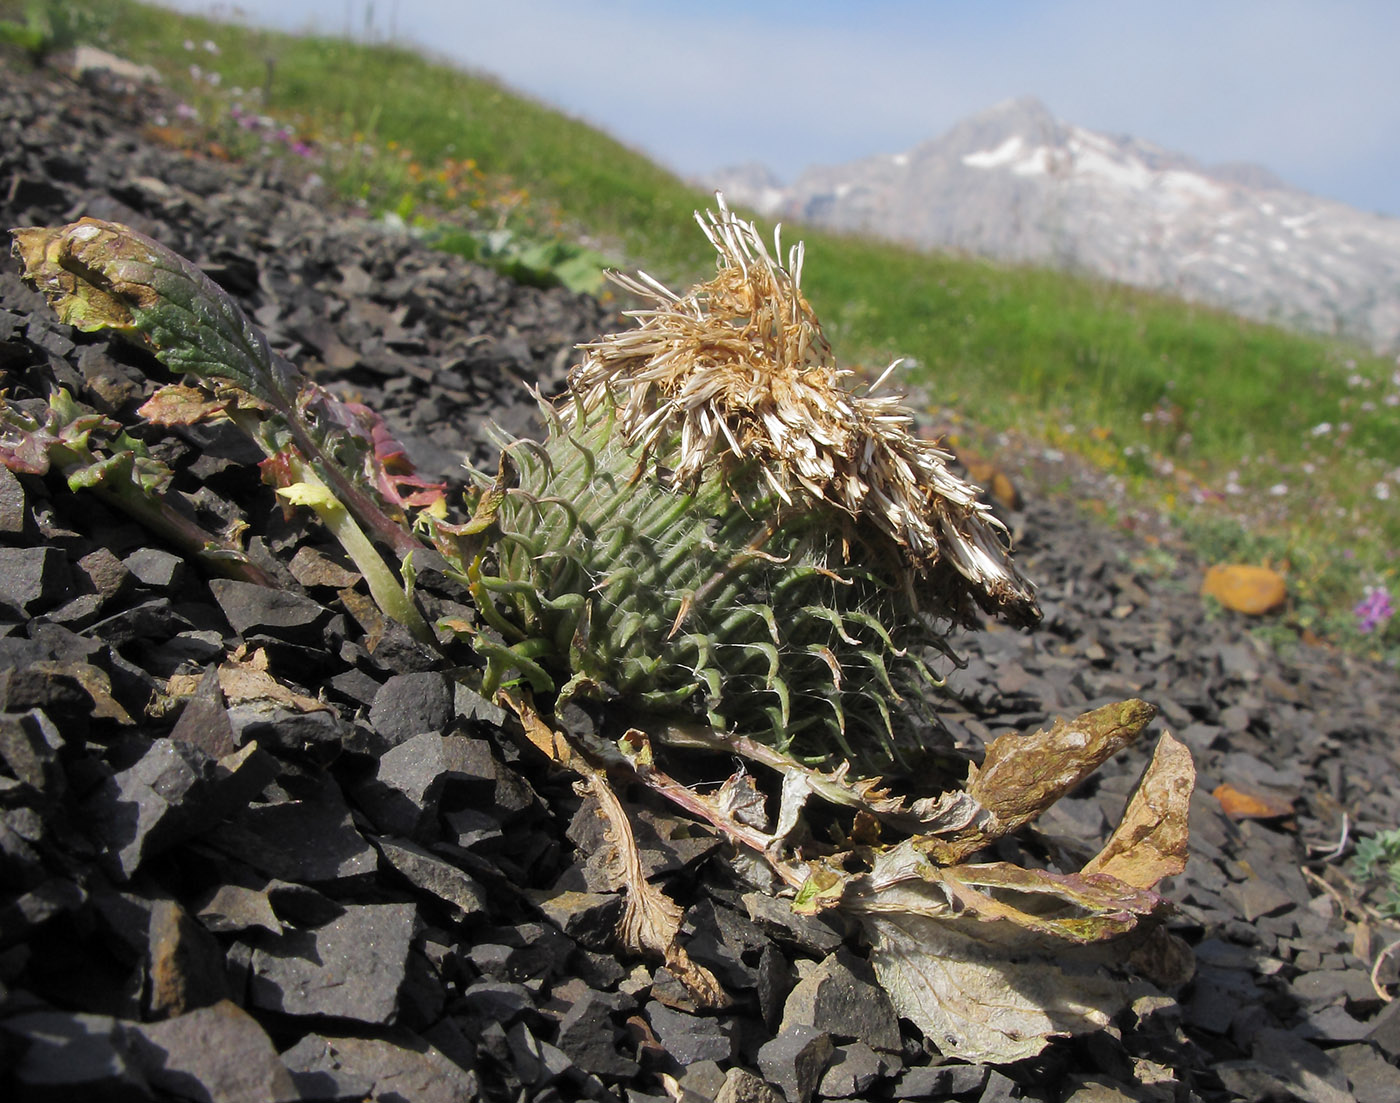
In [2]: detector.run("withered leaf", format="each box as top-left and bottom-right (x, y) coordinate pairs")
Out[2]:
(1082, 733), (1194, 888)
(864, 909), (1131, 1064)
(166, 655), (329, 715)
(1212, 781), (1294, 820)
(138, 383), (228, 426)
(945, 698), (1156, 857)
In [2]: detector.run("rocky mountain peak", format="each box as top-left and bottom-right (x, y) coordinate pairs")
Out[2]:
(701, 100), (1400, 352)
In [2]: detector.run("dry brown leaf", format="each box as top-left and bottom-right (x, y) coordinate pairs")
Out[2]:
(167, 657), (328, 714)
(138, 383), (228, 426)
(1212, 781), (1294, 820)
(864, 909), (1131, 1063)
(582, 765), (725, 1008)
(1082, 733), (1194, 888)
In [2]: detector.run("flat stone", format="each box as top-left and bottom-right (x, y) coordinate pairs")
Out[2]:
(646, 999), (735, 1066)
(126, 999), (299, 1102)
(195, 882), (283, 936)
(248, 902), (417, 1023)
(122, 546), (186, 589)
(507, 1020), (576, 1090)
(0, 464), (26, 532)
(0, 878), (86, 946)
(212, 777), (378, 885)
(1298, 1003), (1372, 1042)
(88, 598), (195, 648)
(289, 545), (361, 589)
(0, 707), (64, 796)
(84, 738), (219, 879)
(353, 731), (495, 838)
(367, 671), (455, 747)
(374, 836), (490, 918)
(2, 1009), (150, 1099)
(78, 546), (133, 604)
(1226, 874), (1296, 921)
(1246, 1027), (1352, 1103)
(532, 887), (623, 950)
(1332, 1042), (1400, 1103)
(208, 577), (330, 645)
(458, 978), (537, 1023)
(779, 950), (902, 1052)
(1290, 968), (1376, 1007)
(894, 1062), (989, 1098)
(1366, 997), (1400, 1057)
(818, 1040), (890, 1098)
(756, 940), (794, 1029)
(279, 1031), (478, 1103)
(225, 700), (348, 754)
(756, 1023), (834, 1103)
(146, 898), (230, 1018)
(0, 545), (70, 614)
(741, 890), (845, 954)
(555, 987), (639, 1078)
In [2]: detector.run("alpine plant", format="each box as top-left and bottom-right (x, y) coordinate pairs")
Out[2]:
(461, 199), (1040, 772)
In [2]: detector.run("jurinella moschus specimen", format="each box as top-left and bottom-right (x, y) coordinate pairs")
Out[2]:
(458, 197), (1040, 773)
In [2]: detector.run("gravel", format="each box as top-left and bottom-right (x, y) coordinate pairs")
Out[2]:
(2, 55), (1400, 1103)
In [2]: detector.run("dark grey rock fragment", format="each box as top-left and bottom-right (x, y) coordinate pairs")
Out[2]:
(373, 835), (490, 918)
(126, 999), (299, 1102)
(0, 545), (69, 614)
(555, 987), (639, 1078)
(367, 670), (454, 746)
(85, 737), (274, 879)
(532, 886), (623, 950)
(168, 664), (237, 759)
(458, 977), (538, 1023)
(2, 1009), (150, 1100)
(248, 901), (417, 1023)
(1332, 1042), (1400, 1103)
(779, 950), (902, 1052)
(208, 577), (330, 644)
(195, 882), (284, 936)
(279, 1031), (478, 1103)
(755, 1023), (833, 1103)
(0, 465), (26, 532)
(818, 1040), (891, 1098)
(352, 731), (495, 838)
(0, 707), (64, 796)
(741, 890), (846, 954)
(715, 1066), (785, 1103)
(646, 999), (734, 1066)
(145, 898), (230, 1018)
(123, 546), (187, 589)
(894, 1062), (988, 1098)
(212, 777), (378, 885)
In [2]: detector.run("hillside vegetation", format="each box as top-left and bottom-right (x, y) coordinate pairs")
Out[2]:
(15, 0), (1400, 657)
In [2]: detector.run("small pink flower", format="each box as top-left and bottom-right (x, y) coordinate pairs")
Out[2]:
(1355, 586), (1394, 634)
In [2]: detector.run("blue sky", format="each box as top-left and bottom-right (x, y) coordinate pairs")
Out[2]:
(158, 1), (1400, 217)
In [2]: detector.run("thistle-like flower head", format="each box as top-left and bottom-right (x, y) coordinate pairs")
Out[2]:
(571, 196), (1040, 627)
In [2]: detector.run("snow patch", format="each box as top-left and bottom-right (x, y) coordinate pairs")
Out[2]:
(962, 135), (1024, 169)
(1012, 147), (1053, 176)
(891, 152), (910, 167)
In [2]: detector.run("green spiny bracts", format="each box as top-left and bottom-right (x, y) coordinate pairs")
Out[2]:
(460, 198), (1040, 772)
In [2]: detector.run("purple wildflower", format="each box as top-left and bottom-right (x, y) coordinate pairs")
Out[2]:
(1355, 586), (1395, 634)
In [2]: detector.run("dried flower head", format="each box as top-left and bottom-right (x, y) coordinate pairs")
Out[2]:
(571, 196), (1039, 627)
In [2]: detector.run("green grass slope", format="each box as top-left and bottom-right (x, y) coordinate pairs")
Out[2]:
(18, 0), (1400, 656)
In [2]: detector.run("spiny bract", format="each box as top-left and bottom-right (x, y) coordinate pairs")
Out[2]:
(462, 198), (1039, 771)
